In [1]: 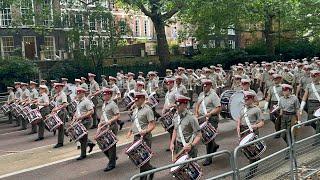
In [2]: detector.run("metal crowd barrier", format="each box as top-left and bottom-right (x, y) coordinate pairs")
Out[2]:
(234, 129), (294, 180)
(130, 150), (235, 180)
(291, 117), (320, 179)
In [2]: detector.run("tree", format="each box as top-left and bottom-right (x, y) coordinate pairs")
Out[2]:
(117, 0), (185, 72)
(182, 0), (320, 55)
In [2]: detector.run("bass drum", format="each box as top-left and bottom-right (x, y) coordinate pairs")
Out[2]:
(220, 90), (244, 120)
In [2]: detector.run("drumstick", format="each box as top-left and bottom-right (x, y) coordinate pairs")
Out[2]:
(171, 150), (174, 162)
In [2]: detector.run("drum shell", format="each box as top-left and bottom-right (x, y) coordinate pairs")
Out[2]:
(66, 122), (88, 142)
(96, 129), (118, 152)
(171, 156), (202, 180)
(125, 138), (153, 167)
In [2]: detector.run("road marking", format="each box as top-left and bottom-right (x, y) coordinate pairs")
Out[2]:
(0, 129), (28, 136)
(0, 132), (168, 179)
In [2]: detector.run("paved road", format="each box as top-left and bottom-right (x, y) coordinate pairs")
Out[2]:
(2, 119), (316, 180)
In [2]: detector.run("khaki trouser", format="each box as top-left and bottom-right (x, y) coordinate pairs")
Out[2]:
(281, 113), (298, 145)
(57, 109), (67, 144)
(103, 123), (118, 167)
(134, 133), (154, 180)
(38, 106), (50, 138)
(80, 119), (93, 157)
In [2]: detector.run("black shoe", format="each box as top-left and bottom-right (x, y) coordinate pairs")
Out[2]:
(213, 144), (220, 152)
(76, 156), (86, 160)
(274, 135), (280, 139)
(35, 137), (44, 141)
(28, 132), (37, 135)
(19, 128), (27, 130)
(103, 165), (115, 172)
(119, 121), (124, 130)
(165, 148), (170, 152)
(53, 130), (56, 136)
(148, 167), (156, 180)
(14, 124), (20, 127)
(90, 125), (97, 129)
(202, 159), (212, 166)
(53, 143), (63, 148)
(77, 146), (80, 150)
(88, 143), (96, 153)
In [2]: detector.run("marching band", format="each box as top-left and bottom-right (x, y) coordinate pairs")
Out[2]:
(1, 57), (320, 180)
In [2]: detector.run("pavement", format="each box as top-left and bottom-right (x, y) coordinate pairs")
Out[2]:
(0, 100), (318, 180)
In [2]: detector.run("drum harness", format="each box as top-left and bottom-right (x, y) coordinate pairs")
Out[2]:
(311, 83), (320, 102)
(176, 114), (195, 148)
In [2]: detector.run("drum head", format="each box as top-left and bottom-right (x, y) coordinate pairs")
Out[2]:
(313, 108), (320, 117)
(239, 133), (255, 146)
(229, 91), (244, 120)
(126, 139), (142, 152)
(171, 155), (189, 172)
(200, 121), (207, 128)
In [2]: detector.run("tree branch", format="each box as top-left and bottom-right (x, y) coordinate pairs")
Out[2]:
(161, 3), (184, 20)
(137, 3), (152, 17)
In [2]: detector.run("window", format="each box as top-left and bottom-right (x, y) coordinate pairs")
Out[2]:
(89, 16), (96, 31)
(220, 40), (225, 48)
(74, 14), (83, 29)
(0, 2), (12, 26)
(228, 28), (235, 36)
(119, 19), (126, 34)
(43, 0), (53, 26)
(144, 20), (148, 36)
(228, 40), (235, 49)
(20, 0), (34, 26)
(101, 16), (109, 31)
(87, 0), (96, 6)
(79, 38), (85, 50)
(89, 38), (97, 49)
(61, 12), (70, 28)
(135, 19), (140, 36)
(44, 36), (55, 60)
(1, 37), (14, 57)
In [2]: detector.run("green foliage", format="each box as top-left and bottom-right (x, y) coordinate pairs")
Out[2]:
(0, 57), (38, 91)
(245, 41), (268, 55)
(276, 39), (320, 59)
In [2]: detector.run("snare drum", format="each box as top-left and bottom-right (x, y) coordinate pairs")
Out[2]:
(200, 122), (217, 144)
(96, 129), (118, 152)
(239, 133), (266, 160)
(125, 139), (153, 167)
(1, 104), (10, 114)
(123, 93), (134, 109)
(170, 154), (202, 180)
(28, 109), (43, 125)
(44, 114), (63, 132)
(66, 122), (88, 142)
(148, 92), (159, 108)
(159, 110), (175, 130)
(21, 106), (32, 119)
(49, 101), (56, 110)
(68, 101), (77, 114)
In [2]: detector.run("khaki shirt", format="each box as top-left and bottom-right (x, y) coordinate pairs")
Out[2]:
(101, 100), (119, 123)
(173, 109), (200, 143)
(89, 80), (100, 94)
(7, 91), (15, 103)
(127, 79), (136, 91)
(80, 83), (89, 91)
(232, 83), (242, 91)
(147, 79), (158, 94)
(239, 105), (263, 126)
(21, 89), (30, 100)
(279, 95), (300, 113)
(55, 92), (68, 106)
(101, 79), (108, 87)
(305, 82), (320, 101)
(181, 73), (189, 85)
(50, 88), (55, 97)
(262, 71), (270, 83)
(267, 84), (283, 102)
(63, 85), (70, 95)
(131, 104), (154, 134)
(15, 88), (22, 100)
(300, 75), (312, 90)
(198, 89), (221, 116)
(30, 88), (39, 100)
(76, 97), (94, 116)
(39, 93), (49, 104)
(176, 84), (187, 95)
(111, 84), (120, 98)
(165, 87), (177, 107)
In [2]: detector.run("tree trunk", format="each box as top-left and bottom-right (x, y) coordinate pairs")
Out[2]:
(264, 15), (275, 55)
(152, 17), (170, 75)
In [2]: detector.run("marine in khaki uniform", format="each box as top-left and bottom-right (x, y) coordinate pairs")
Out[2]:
(19, 83), (30, 130)
(177, 67), (189, 85)
(72, 87), (96, 160)
(75, 79), (81, 87)
(35, 85), (50, 141)
(6, 87), (15, 124)
(52, 83), (68, 148)
(260, 63), (272, 95)
(237, 91), (265, 179)
(231, 75), (242, 91)
(88, 73), (101, 129)
(300, 70), (320, 141)
(101, 75), (108, 88)
(296, 65), (312, 100)
(195, 79), (221, 166)
(109, 76), (121, 101)
(264, 74), (283, 138)
(279, 84), (300, 145)
(50, 80), (57, 100)
(40, 80), (49, 95)
(186, 69), (196, 106)
(127, 72), (136, 92)
(29, 81), (39, 134)
(80, 77), (89, 91)
(13, 82), (23, 126)
(95, 88), (120, 172)
(146, 72), (159, 95)
(175, 76), (187, 96)
(170, 95), (202, 160)
(126, 92), (156, 179)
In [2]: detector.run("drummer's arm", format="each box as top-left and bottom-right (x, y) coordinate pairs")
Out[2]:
(236, 118), (241, 137)
(207, 106), (221, 117)
(108, 113), (120, 125)
(78, 109), (94, 122)
(254, 120), (264, 129)
(194, 102), (200, 117)
(170, 128), (177, 152)
(191, 132), (202, 147)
